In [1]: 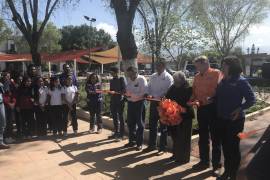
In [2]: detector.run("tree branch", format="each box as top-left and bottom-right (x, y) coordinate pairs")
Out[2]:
(22, 0), (32, 31)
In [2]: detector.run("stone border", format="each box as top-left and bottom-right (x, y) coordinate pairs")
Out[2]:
(77, 104), (270, 149)
(246, 106), (270, 121)
(76, 107), (201, 148)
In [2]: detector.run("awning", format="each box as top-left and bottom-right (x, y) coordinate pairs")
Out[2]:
(42, 47), (102, 62)
(0, 53), (32, 62)
(90, 46), (152, 64)
(0, 47), (102, 64)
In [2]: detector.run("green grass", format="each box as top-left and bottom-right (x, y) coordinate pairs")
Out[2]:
(246, 100), (269, 114)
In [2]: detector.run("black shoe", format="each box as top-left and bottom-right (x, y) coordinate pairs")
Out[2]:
(143, 146), (157, 152)
(216, 171), (229, 180)
(212, 164), (222, 176)
(0, 143), (10, 149)
(157, 149), (166, 156)
(175, 159), (189, 165)
(136, 145), (143, 151)
(169, 155), (176, 160)
(108, 133), (118, 139)
(192, 161), (210, 170)
(124, 142), (136, 148)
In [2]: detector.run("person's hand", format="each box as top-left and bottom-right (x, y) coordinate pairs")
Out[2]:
(231, 107), (241, 121)
(206, 97), (214, 104)
(41, 106), (45, 112)
(9, 103), (15, 109)
(69, 104), (73, 111)
(187, 100), (200, 108)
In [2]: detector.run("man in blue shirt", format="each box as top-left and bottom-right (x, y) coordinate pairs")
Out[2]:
(60, 64), (78, 87)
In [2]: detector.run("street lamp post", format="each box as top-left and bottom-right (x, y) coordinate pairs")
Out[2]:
(83, 16), (96, 72)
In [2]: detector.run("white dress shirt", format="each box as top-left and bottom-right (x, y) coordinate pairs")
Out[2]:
(126, 75), (148, 102)
(62, 85), (78, 104)
(48, 87), (63, 106)
(148, 70), (173, 99)
(39, 86), (48, 106)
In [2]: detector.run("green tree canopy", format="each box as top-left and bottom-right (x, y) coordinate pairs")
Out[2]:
(14, 22), (61, 54)
(191, 0), (270, 56)
(0, 18), (12, 43)
(60, 24), (115, 51)
(4, 0), (80, 65)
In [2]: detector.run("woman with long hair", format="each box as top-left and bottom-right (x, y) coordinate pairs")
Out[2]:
(85, 73), (103, 134)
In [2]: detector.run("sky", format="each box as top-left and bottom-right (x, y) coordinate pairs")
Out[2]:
(50, 0), (270, 54)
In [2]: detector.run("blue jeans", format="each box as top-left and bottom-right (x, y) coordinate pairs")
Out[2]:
(0, 103), (6, 143)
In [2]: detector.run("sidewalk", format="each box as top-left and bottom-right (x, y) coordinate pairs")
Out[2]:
(240, 111), (270, 156)
(0, 119), (216, 180)
(1, 110), (268, 180)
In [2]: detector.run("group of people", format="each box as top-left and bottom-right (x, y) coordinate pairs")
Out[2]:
(0, 55), (256, 180)
(0, 64), (79, 147)
(112, 56), (255, 180)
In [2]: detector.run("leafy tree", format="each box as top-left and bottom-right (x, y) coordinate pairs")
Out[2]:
(4, 0), (80, 66)
(0, 18), (12, 44)
(60, 24), (115, 51)
(191, 0), (270, 56)
(14, 22), (61, 54)
(164, 21), (208, 70)
(137, 0), (194, 72)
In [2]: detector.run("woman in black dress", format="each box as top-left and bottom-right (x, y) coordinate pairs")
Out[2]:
(165, 71), (194, 164)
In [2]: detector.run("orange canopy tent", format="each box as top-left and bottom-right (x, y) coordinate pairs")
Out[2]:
(90, 46), (152, 64)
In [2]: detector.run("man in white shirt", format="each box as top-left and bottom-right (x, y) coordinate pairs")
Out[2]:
(144, 61), (173, 153)
(124, 67), (148, 151)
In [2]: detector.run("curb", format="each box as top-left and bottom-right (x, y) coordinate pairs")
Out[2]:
(246, 106), (270, 121)
(76, 107), (200, 149)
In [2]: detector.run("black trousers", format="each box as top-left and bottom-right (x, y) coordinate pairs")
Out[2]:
(110, 100), (125, 136)
(46, 106), (52, 131)
(63, 104), (78, 132)
(197, 103), (221, 166)
(148, 101), (167, 150)
(88, 102), (102, 129)
(15, 110), (22, 136)
(246, 130), (270, 180)
(36, 107), (48, 136)
(50, 105), (64, 134)
(169, 117), (193, 163)
(217, 118), (244, 178)
(4, 107), (14, 138)
(20, 109), (35, 136)
(127, 100), (144, 146)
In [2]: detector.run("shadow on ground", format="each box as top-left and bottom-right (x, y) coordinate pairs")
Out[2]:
(48, 138), (213, 180)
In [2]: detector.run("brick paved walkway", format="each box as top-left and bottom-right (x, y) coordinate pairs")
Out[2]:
(0, 119), (218, 180)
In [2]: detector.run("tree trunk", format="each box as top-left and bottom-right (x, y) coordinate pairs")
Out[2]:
(30, 43), (41, 66)
(112, 0), (141, 73)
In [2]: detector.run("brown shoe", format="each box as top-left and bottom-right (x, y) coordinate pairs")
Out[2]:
(0, 143), (10, 149)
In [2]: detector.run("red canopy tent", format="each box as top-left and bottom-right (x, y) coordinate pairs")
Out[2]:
(0, 47), (103, 76)
(0, 47), (102, 63)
